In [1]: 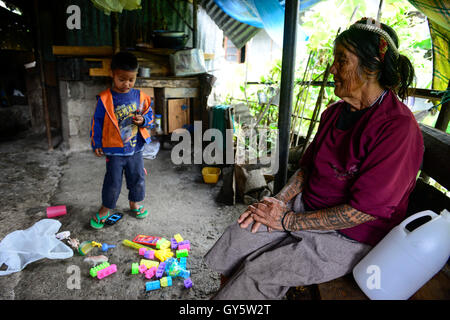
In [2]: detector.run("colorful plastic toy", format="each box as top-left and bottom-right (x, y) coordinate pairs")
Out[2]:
(140, 259), (159, 269)
(160, 276), (172, 287)
(179, 257), (187, 268)
(145, 267), (157, 279)
(170, 238), (178, 250)
(138, 264), (147, 274)
(90, 262), (110, 277)
(101, 243), (116, 252)
(176, 249), (189, 258)
(97, 264), (117, 279)
(139, 248), (147, 256)
(91, 241), (102, 248)
(145, 280), (161, 291)
(131, 263), (139, 275)
(184, 278), (193, 289)
(122, 239), (150, 250)
(156, 238), (171, 250)
(78, 240), (95, 256)
(179, 269), (191, 279)
(144, 249), (155, 260)
(178, 242), (190, 251)
(156, 262), (166, 278)
(173, 233), (183, 243)
(155, 248), (173, 262)
(133, 235), (161, 247)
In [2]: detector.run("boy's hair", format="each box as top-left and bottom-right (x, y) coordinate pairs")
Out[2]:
(110, 51), (139, 72)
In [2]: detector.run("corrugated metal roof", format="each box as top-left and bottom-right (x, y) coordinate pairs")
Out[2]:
(51, 0), (195, 48)
(199, 0), (261, 49)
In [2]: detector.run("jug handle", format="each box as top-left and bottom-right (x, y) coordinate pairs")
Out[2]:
(398, 210), (438, 235)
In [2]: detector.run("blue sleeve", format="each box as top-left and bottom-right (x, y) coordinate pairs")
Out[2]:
(141, 97), (154, 128)
(90, 97), (105, 150)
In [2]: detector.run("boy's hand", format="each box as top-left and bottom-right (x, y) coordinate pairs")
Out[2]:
(132, 114), (144, 126)
(94, 148), (104, 157)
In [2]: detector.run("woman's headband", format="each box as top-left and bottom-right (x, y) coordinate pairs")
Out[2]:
(349, 18), (399, 61)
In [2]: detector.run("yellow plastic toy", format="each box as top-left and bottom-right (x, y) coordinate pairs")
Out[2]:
(140, 259), (159, 269)
(155, 248), (174, 262)
(91, 241), (102, 248)
(122, 239), (150, 250)
(173, 234), (183, 243)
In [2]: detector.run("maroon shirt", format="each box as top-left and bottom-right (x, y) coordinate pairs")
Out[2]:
(300, 90), (424, 246)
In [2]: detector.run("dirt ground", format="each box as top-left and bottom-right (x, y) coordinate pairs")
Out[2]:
(0, 131), (246, 300)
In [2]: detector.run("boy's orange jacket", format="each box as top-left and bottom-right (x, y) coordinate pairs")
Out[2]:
(90, 89), (154, 154)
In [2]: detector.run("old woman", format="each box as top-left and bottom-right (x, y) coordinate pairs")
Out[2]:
(204, 18), (424, 299)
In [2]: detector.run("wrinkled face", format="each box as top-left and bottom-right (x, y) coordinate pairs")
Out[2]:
(111, 69), (137, 93)
(330, 43), (365, 99)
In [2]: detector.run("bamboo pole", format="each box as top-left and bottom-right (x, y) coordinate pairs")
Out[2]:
(111, 12), (120, 54)
(289, 51), (313, 147)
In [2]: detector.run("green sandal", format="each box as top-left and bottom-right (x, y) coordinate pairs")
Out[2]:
(90, 211), (110, 229)
(131, 205), (148, 219)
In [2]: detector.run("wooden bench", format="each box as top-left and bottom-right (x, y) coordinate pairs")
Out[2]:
(288, 124), (450, 300)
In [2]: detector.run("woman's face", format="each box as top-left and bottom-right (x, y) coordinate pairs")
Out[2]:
(330, 43), (366, 100)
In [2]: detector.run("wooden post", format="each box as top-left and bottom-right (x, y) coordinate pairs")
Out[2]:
(33, 0), (53, 150)
(111, 12), (120, 54)
(434, 81), (450, 132)
(193, 0), (198, 48)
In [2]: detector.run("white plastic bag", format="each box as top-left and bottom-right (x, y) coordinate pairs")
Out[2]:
(0, 219), (74, 276)
(143, 140), (160, 159)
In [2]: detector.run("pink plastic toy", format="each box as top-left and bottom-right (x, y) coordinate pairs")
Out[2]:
(46, 205), (67, 218)
(139, 248), (147, 256)
(145, 266), (157, 279)
(138, 264), (147, 274)
(97, 264), (117, 279)
(178, 243), (190, 251)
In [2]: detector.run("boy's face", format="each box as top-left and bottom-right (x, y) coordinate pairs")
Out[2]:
(111, 69), (137, 93)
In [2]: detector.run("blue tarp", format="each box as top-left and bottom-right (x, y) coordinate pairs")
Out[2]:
(214, 0), (323, 46)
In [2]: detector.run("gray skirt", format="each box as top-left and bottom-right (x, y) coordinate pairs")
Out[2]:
(203, 193), (372, 300)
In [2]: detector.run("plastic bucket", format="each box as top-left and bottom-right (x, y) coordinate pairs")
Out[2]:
(202, 167), (221, 184)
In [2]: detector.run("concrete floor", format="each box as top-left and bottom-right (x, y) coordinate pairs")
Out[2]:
(0, 132), (246, 300)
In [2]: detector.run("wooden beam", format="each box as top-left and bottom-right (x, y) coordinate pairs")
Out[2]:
(53, 46), (113, 56)
(135, 77), (199, 88)
(419, 123), (450, 190)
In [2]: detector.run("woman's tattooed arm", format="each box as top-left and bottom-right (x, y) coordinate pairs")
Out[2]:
(283, 204), (376, 231)
(274, 167), (308, 203)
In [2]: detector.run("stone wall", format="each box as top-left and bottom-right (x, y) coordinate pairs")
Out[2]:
(59, 79), (110, 152)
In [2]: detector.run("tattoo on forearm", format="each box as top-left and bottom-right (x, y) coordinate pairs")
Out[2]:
(275, 168), (307, 203)
(284, 204), (376, 232)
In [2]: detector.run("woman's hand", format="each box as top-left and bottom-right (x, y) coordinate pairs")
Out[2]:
(249, 197), (289, 232)
(238, 202), (272, 233)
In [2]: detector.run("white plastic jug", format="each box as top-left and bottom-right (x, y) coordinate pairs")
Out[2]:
(353, 209), (450, 300)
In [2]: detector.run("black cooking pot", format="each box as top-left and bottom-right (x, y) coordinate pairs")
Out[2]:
(152, 30), (189, 49)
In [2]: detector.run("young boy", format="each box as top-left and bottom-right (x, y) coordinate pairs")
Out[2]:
(89, 51), (154, 229)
